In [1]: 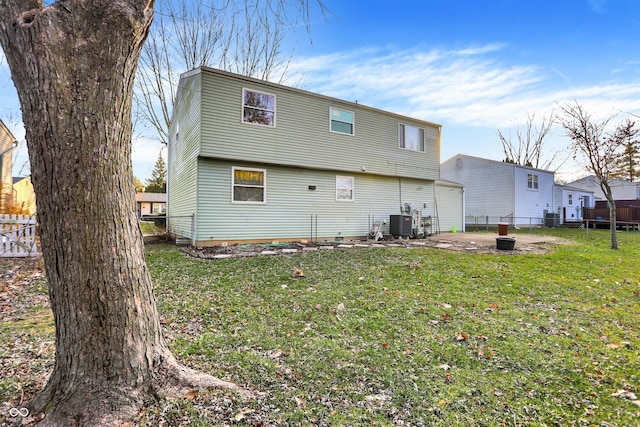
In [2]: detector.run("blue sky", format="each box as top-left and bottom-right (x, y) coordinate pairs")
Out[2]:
(287, 0), (640, 181)
(2, 0), (640, 182)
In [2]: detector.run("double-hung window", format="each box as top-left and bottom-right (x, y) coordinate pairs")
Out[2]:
(398, 123), (425, 152)
(527, 173), (539, 190)
(336, 176), (354, 201)
(330, 107), (354, 135)
(242, 88), (275, 127)
(232, 167), (266, 203)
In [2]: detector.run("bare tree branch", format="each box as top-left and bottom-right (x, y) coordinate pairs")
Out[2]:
(134, 0), (327, 145)
(496, 111), (562, 170)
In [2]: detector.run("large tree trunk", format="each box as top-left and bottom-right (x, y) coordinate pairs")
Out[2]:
(0, 2), (244, 425)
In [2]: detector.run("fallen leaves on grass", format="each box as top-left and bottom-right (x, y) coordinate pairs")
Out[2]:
(455, 332), (469, 341)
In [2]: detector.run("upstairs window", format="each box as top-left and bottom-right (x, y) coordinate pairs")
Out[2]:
(330, 107), (354, 135)
(568, 194), (573, 205)
(232, 167), (266, 203)
(336, 176), (354, 201)
(242, 89), (275, 127)
(399, 124), (425, 152)
(527, 173), (539, 190)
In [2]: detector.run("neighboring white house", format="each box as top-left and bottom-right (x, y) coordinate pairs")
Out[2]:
(168, 67), (464, 246)
(440, 154), (556, 226)
(553, 184), (595, 223)
(566, 175), (640, 201)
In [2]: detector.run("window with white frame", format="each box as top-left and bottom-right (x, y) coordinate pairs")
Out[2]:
(527, 173), (539, 190)
(398, 123), (425, 152)
(152, 203), (166, 214)
(232, 167), (266, 203)
(242, 89), (275, 127)
(336, 175), (354, 201)
(568, 194), (573, 205)
(330, 107), (354, 135)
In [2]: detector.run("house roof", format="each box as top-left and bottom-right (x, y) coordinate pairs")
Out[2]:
(442, 153), (556, 175)
(568, 175), (640, 187)
(555, 183), (595, 194)
(13, 176), (28, 185)
(436, 179), (464, 188)
(135, 192), (166, 203)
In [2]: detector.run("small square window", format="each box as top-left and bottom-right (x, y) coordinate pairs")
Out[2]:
(330, 107), (354, 135)
(399, 123), (425, 152)
(336, 176), (354, 201)
(527, 173), (539, 190)
(232, 167), (266, 203)
(242, 89), (275, 127)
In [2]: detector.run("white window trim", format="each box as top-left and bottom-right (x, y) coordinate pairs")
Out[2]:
(398, 123), (426, 152)
(527, 173), (539, 191)
(329, 107), (355, 136)
(241, 88), (276, 127)
(232, 166), (267, 204)
(336, 175), (355, 202)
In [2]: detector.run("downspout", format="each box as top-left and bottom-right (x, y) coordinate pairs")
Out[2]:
(398, 176), (402, 213)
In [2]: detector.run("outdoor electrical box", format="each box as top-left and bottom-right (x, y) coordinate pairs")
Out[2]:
(390, 215), (412, 238)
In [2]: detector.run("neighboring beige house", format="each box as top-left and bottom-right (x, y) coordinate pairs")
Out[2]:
(136, 192), (167, 216)
(0, 119), (17, 212)
(12, 176), (36, 214)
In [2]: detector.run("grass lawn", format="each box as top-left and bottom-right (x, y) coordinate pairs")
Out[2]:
(1, 229), (639, 426)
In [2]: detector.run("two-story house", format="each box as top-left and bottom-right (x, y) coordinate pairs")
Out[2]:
(168, 67), (462, 246)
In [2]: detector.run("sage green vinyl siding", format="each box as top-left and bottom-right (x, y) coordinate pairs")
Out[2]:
(197, 68), (440, 181)
(194, 159), (435, 243)
(167, 73), (202, 238)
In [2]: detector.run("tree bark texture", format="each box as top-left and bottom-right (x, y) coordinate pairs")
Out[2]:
(0, 2), (244, 425)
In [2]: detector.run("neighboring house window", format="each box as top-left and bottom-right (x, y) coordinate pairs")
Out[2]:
(330, 107), (354, 135)
(398, 123), (425, 152)
(527, 173), (539, 190)
(152, 203), (166, 214)
(232, 167), (266, 203)
(568, 194), (573, 205)
(336, 176), (354, 201)
(242, 88), (275, 127)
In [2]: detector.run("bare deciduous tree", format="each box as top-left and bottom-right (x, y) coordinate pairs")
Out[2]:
(135, 0), (324, 145)
(497, 111), (563, 169)
(558, 101), (639, 249)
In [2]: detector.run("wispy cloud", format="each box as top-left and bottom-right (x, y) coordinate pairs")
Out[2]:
(290, 45), (640, 129)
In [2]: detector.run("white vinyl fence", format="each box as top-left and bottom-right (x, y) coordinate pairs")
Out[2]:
(0, 214), (39, 257)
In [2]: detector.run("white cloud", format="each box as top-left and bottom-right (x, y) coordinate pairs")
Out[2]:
(290, 45), (640, 129)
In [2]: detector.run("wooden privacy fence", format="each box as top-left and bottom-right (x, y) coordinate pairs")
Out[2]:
(0, 214), (40, 257)
(583, 206), (640, 223)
